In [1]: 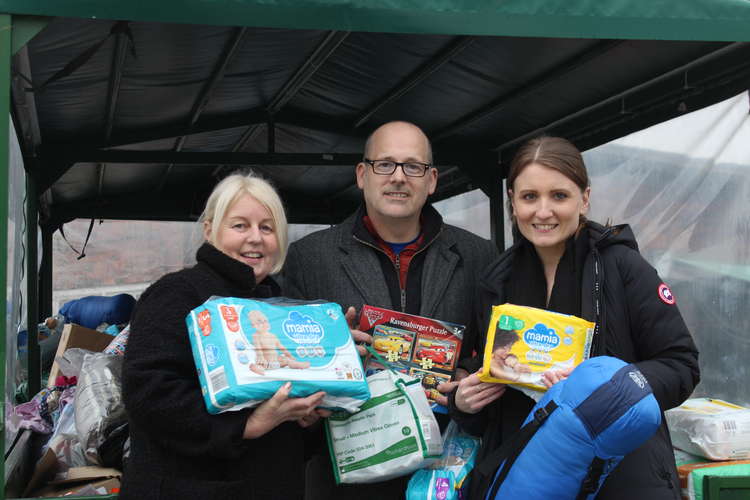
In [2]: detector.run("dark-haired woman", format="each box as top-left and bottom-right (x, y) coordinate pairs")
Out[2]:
(449, 136), (699, 499)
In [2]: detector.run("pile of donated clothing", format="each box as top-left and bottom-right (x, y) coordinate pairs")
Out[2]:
(10, 294), (136, 497)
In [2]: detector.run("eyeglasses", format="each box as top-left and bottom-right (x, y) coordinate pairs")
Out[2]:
(364, 159), (432, 177)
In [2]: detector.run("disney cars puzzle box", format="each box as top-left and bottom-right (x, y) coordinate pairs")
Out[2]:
(358, 305), (464, 413)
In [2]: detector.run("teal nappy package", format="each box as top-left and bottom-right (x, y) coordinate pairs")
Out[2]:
(186, 297), (370, 414)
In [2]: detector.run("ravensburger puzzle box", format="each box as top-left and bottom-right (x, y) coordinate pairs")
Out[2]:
(358, 305), (464, 411)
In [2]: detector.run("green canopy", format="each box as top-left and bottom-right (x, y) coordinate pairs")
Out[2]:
(3, 0), (750, 41)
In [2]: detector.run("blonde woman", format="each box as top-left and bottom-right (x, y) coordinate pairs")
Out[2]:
(121, 173), (325, 500)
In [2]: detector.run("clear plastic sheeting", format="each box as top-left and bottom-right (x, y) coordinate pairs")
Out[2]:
(434, 189), (491, 241)
(52, 219), (197, 312)
(584, 91), (750, 406)
(435, 92), (750, 407)
(6, 118), (28, 451)
(52, 220), (328, 311)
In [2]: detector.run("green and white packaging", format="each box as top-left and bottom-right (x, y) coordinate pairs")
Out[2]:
(325, 368), (443, 484)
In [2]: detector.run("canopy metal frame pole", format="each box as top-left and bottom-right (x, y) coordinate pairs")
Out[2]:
(489, 174), (505, 251)
(0, 12), (13, 498)
(26, 175), (40, 397)
(40, 226), (53, 319)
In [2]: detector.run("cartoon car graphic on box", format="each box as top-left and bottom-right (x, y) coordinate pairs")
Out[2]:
(373, 334), (411, 354)
(422, 373), (441, 400)
(414, 344), (452, 365)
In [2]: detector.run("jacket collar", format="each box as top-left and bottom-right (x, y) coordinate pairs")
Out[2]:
(196, 242), (280, 296)
(585, 220), (639, 252)
(335, 204), (456, 315)
(350, 203), (444, 248)
(477, 240), (519, 299)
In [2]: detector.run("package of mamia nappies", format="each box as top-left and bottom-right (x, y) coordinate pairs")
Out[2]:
(187, 297), (370, 414)
(479, 303), (595, 395)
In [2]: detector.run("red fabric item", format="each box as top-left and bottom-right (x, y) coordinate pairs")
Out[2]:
(362, 216), (424, 289)
(55, 375), (77, 387)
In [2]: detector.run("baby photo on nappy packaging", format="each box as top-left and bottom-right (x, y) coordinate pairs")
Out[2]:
(187, 297), (370, 414)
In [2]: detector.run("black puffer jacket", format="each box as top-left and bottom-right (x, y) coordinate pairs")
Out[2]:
(121, 243), (305, 500)
(450, 221), (700, 500)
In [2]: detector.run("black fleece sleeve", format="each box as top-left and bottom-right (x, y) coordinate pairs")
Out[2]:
(122, 275), (252, 460)
(618, 249), (700, 412)
(447, 388), (489, 437)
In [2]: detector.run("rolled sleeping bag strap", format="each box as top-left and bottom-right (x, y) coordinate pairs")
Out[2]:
(576, 457), (606, 500)
(486, 400), (559, 500)
(474, 400), (558, 481)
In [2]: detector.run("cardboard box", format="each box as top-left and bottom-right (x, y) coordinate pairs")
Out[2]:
(23, 448), (122, 497)
(358, 305), (464, 412)
(39, 477), (120, 497)
(47, 323), (115, 387)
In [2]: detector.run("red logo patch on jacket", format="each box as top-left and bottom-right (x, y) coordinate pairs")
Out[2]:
(658, 283), (676, 305)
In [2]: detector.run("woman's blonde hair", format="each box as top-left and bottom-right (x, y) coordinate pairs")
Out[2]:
(199, 172), (288, 274)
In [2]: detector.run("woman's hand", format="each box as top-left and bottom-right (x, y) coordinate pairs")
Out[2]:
(297, 408), (332, 428)
(541, 366), (574, 388)
(454, 371), (506, 414)
(345, 306), (372, 356)
(434, 368), (469, 407)
(243, 383), (326, 439)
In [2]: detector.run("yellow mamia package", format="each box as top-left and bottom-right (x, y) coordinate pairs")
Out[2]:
(479, 304), (595, 392)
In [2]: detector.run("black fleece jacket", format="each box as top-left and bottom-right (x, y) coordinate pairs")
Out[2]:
(120, 243), (304, 500)
(451, 221), (700, 500)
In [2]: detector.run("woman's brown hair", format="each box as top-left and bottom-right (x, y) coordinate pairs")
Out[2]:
(506, 136), (590, 218)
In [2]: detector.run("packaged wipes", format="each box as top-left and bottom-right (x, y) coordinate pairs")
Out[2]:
(479, 303), (594, 392)
(186, 297), (370, 414)
(325, 364), (443, 484)
(406, 421), (481, 499)
(666, 398), (750, 460)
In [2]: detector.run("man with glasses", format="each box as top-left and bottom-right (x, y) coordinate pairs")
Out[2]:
(285, 121), (498, 500)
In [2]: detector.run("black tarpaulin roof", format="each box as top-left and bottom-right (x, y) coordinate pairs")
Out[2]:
(8, 1), (750, 227)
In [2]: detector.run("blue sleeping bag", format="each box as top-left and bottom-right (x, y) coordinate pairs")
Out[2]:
(59, 294), (136, 330)
(485, 356), (661, 500)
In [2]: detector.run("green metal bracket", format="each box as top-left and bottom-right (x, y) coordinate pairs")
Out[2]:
(11, 14), (51, 56)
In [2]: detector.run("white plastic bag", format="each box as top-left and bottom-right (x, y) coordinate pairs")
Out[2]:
(45, 402), (87, 475)
(325, 368), (443, 484)
(74, 352), (126, 465)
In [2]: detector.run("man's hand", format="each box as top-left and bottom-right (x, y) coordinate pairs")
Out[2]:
(454, 371), (506, 414)
(541, 366), (574, 388)
(434, 368), (469, 406)
(345, 306), (372, 356)
(243, 383), (326, 439)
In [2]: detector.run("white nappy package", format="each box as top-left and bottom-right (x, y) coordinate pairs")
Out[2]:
(186, 297), (370, 414)
(666, 398), (750, 460)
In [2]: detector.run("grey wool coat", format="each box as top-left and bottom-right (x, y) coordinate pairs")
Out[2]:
(283, 205), (499, 352)
(284, 205), (498, 500)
